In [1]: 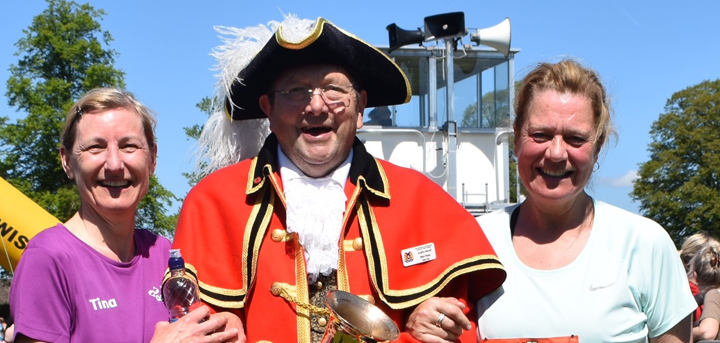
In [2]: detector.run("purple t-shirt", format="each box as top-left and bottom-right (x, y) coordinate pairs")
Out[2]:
(10, 224), (171, 343)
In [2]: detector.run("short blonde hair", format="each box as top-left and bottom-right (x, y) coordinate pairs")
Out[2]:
(61, 88), (156, 151)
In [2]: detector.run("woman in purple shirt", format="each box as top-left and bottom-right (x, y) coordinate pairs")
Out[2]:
(9, 88), (243, 343)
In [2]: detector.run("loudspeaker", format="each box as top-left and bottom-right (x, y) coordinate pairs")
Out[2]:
(470, 18), (511, 57)
(423, 12), (466, 41)
(387, 24), (424, 53)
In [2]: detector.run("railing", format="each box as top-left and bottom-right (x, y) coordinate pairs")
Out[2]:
(357, 127), (428, 175)
(462, 182), (489, 216)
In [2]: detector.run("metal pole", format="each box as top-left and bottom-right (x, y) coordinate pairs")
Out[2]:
(445, 39), (458, 201)
(508, 53), (519, 202)
(485, 183), (489, 212)
(477, 71), (483, 128)
(428, 55), (438, 131)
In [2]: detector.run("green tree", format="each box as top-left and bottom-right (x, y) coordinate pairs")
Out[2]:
(0, 0), (176, 237)
(631, 79), (720, 246)
(181, 96), (213, 187)
(508, 139), (526, 203)
(460, 88), (512, 128)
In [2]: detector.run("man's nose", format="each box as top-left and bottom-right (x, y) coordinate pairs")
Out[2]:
(304, 89), (329, 115)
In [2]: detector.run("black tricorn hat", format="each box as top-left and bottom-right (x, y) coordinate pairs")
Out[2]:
(225, 18), (412, 120)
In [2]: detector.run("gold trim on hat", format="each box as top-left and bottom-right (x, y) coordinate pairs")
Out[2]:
(275, 18), (412, 104)
(276, 18), (328, 50)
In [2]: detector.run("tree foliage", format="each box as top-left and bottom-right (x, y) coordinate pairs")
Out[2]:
(460, 85), (512, 128)
(181, 96), (213, 187)
(0, 0), (176, 236)
(508, 138), (526, 203)
(632, 79), (720, 246)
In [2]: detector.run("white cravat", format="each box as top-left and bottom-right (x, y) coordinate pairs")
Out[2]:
(278, 148), (351, 282)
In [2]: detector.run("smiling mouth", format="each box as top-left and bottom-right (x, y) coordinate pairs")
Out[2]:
(539, 168), (573, 177)
(301, 126), (332, 136)
(100, 180), (131, 188)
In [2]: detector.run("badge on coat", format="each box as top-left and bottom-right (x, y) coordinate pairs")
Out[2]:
(401, 243), (436, 267)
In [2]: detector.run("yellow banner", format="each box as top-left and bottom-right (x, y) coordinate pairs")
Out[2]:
(0, 177), (59, 273)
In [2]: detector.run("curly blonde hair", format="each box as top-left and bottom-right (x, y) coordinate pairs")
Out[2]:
(689, 239), (720, 294)
(680, 231), (715, 272)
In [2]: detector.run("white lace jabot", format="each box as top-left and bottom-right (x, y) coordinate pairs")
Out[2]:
(278, 147), (351, 283)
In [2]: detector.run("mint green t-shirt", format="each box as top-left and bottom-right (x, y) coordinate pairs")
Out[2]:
(476, 199), (696, 342)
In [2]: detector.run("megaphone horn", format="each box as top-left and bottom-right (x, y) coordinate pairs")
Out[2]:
(387, 23), (424, 53)
(470, 17), (511, 57)
(423, 12), (466, 41)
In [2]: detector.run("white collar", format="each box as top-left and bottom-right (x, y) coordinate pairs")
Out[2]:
(278, 146), (352, 189)
(277, 146), (352, 282)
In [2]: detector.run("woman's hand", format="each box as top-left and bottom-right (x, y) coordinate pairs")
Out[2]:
(150, 305), (246, 343)
(406, 297), (471, 343)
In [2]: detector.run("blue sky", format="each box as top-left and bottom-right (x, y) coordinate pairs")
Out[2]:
(2, 1), (719, 216)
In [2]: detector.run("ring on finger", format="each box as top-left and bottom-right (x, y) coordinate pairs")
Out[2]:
(435, 312), (446, 328)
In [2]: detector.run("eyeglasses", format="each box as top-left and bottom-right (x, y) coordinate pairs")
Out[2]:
(274, 84), (355, 111)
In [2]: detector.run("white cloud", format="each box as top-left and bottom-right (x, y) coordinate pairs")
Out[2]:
(599, 170), (639, 187)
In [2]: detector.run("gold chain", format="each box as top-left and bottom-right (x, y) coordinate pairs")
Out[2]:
(277, 286), (331, 316)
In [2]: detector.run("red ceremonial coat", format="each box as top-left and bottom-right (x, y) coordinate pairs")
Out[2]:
(173, 135), (506, 343)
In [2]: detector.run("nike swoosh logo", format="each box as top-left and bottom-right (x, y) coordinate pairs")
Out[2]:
(589, 281), (615, 291)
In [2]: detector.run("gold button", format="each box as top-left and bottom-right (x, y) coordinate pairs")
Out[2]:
(270, 282), (282, 296)
(315, 281), (323, 290)
(352, 237), (363, 251)
(318, 317), (328, 327)
(271, 229), (286, 242)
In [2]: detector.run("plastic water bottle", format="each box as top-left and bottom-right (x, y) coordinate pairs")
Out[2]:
(162, 249), (201, 322)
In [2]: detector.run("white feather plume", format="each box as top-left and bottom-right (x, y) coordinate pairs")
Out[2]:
(195, 111), (270, 178)
(278, 15), (317, 43)
(193, 14), (316, 177)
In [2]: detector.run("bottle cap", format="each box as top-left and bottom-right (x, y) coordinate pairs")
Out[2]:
(168, 249), (185, 270)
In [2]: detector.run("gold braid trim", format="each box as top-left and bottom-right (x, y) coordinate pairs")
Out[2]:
(295, 238), (311, 343)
